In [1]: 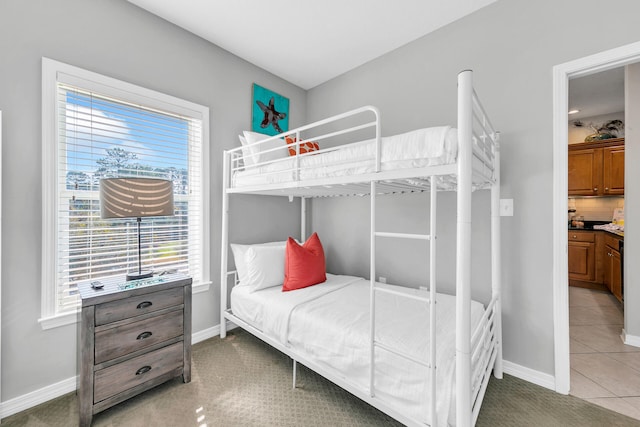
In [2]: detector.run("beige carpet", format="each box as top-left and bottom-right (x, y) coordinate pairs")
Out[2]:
(2, 329), (639, 426)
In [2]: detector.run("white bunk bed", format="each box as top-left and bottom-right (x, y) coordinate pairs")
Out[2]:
(220, 70), (502, 427)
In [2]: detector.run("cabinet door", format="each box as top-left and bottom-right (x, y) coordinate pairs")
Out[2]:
(603, 245), (611, 291)
(609, 248), (622, 302)
(568, 241), (596, 282)
(603, 145), (624, 195)
(568, 148), (603, 196)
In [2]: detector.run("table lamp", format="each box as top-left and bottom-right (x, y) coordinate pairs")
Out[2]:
(100, 177), (174, 281)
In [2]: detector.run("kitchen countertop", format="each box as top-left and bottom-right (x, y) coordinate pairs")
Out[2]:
(568, 223), (624, 239)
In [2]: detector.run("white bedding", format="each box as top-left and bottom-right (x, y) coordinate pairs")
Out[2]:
(230, 273), (485, 426)
(233, 126), (458, 188)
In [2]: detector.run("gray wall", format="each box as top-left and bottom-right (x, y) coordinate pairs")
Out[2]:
(3, 0), (640, 407)
(0, 0), (306, 401)
(307, 0), (640, 375)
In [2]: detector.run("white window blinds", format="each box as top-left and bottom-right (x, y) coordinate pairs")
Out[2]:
(54, 83), (204, 314)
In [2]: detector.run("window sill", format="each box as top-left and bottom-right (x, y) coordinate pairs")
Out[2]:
(38, 311), (80, 330)
(193, 280), (211, 294)
(39, 281), (211, 330)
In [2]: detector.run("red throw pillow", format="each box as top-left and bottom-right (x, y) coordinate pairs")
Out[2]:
(285, 135), (320, 156)
(283, 232), (327, 291)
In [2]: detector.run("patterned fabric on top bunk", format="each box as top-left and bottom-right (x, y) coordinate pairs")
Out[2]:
(231, 274), (486, 427)
(285, 135), (320, 156)
(233, 126), (458, 188)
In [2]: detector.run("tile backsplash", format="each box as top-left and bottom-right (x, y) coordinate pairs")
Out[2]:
(568, 197), (624, 221)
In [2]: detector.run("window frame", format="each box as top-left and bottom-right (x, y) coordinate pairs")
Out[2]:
(40, 57), (210, 330)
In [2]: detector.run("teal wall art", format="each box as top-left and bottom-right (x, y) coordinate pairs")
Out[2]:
(252, 83), (289, 136)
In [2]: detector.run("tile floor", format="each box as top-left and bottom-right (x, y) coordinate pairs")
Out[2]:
(570, 286), (640, 421)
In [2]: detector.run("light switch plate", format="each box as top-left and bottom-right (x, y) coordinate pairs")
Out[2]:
(500, 199), (514, 216)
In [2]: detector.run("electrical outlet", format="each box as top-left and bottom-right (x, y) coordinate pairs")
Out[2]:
(379, 277), (387, 284)
(500, 198), (514, 216)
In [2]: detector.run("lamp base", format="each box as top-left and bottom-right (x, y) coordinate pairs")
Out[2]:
(126, 270), (154, 281)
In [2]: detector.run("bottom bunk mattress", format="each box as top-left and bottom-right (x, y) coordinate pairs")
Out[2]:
(230, 274), (486, 427)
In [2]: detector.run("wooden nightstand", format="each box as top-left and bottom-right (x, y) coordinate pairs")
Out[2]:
(78, 273), (192, 427)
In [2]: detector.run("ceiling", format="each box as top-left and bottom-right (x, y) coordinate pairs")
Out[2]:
(128, 0), (497, 89)
(569, 67), (625, 121)
(126, 0), (625, 115)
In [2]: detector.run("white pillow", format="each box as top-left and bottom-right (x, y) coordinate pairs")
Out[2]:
(244, 245), (286, 292)
(243, 130), (285, 164)
(238, 135), (256, 167)
(230, 241), (286, 286)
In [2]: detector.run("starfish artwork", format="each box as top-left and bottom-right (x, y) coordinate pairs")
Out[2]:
(251, 84), (289, 136)
(256, 97), (287, 134)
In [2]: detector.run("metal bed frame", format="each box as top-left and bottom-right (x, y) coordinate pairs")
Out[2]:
(219, 70), (502, 427)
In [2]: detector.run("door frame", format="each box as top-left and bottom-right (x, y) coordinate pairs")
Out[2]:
(553, 41), (640, 394)
(0, 111), (2, 410)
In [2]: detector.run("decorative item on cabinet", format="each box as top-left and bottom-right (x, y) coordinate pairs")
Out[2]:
(584, 119), (624, 142)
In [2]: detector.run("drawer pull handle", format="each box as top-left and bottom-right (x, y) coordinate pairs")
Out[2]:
(136, 331), (153, 340)
(136, 301), (153, 309)
(135, 366), (152, 376)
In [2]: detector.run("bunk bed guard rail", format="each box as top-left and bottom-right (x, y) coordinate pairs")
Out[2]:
(224, 106), (382, 197)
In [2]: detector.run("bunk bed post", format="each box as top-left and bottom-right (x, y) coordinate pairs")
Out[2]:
(429, 175), (438, 427)
(301, 197), (307, 241)
(220, 150), (230, 339)
(456, 70), (473, 427)
(491, 137), (503, 379)
(292, 360), (298, 389)
(369, 180), (377, 397)
(374, 109), (382, 172)
(370, 106), (381, 398)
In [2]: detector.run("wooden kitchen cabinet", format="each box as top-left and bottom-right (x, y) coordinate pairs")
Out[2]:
(607, 248), (622, 302)
(602, 233), (623, 302)
(603, 145), (625, 195)
(569, 230), (623, 299)
(568, 231), (596, 283)
(568, 138), (624, 196)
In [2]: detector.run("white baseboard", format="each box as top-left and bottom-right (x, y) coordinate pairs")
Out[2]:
(502, 359), (556, 391)
(0, 376), (77, 419)
(192, 321), (237, 344)
(0, 322), (238, 419)
(192, 325), (219, 344)
(3, 330), (550, 421)
(622, 329), (640, 348)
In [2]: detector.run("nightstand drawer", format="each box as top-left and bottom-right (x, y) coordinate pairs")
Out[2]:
(95, 287), (183, 325)
(94, 341), (183, 403)
(95, 309), (184, 364)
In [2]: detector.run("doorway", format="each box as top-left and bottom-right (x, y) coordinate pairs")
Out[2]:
(553, 42), (640, 408)
(566, 68), (637, 417)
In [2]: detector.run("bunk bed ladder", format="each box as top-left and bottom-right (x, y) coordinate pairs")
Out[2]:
(369, 176), (439, 426)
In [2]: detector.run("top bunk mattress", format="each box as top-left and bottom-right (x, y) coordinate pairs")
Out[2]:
(232, 126), (458, 189)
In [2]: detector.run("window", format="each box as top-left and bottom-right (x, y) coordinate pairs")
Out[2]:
(41, 58), (210, 328)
